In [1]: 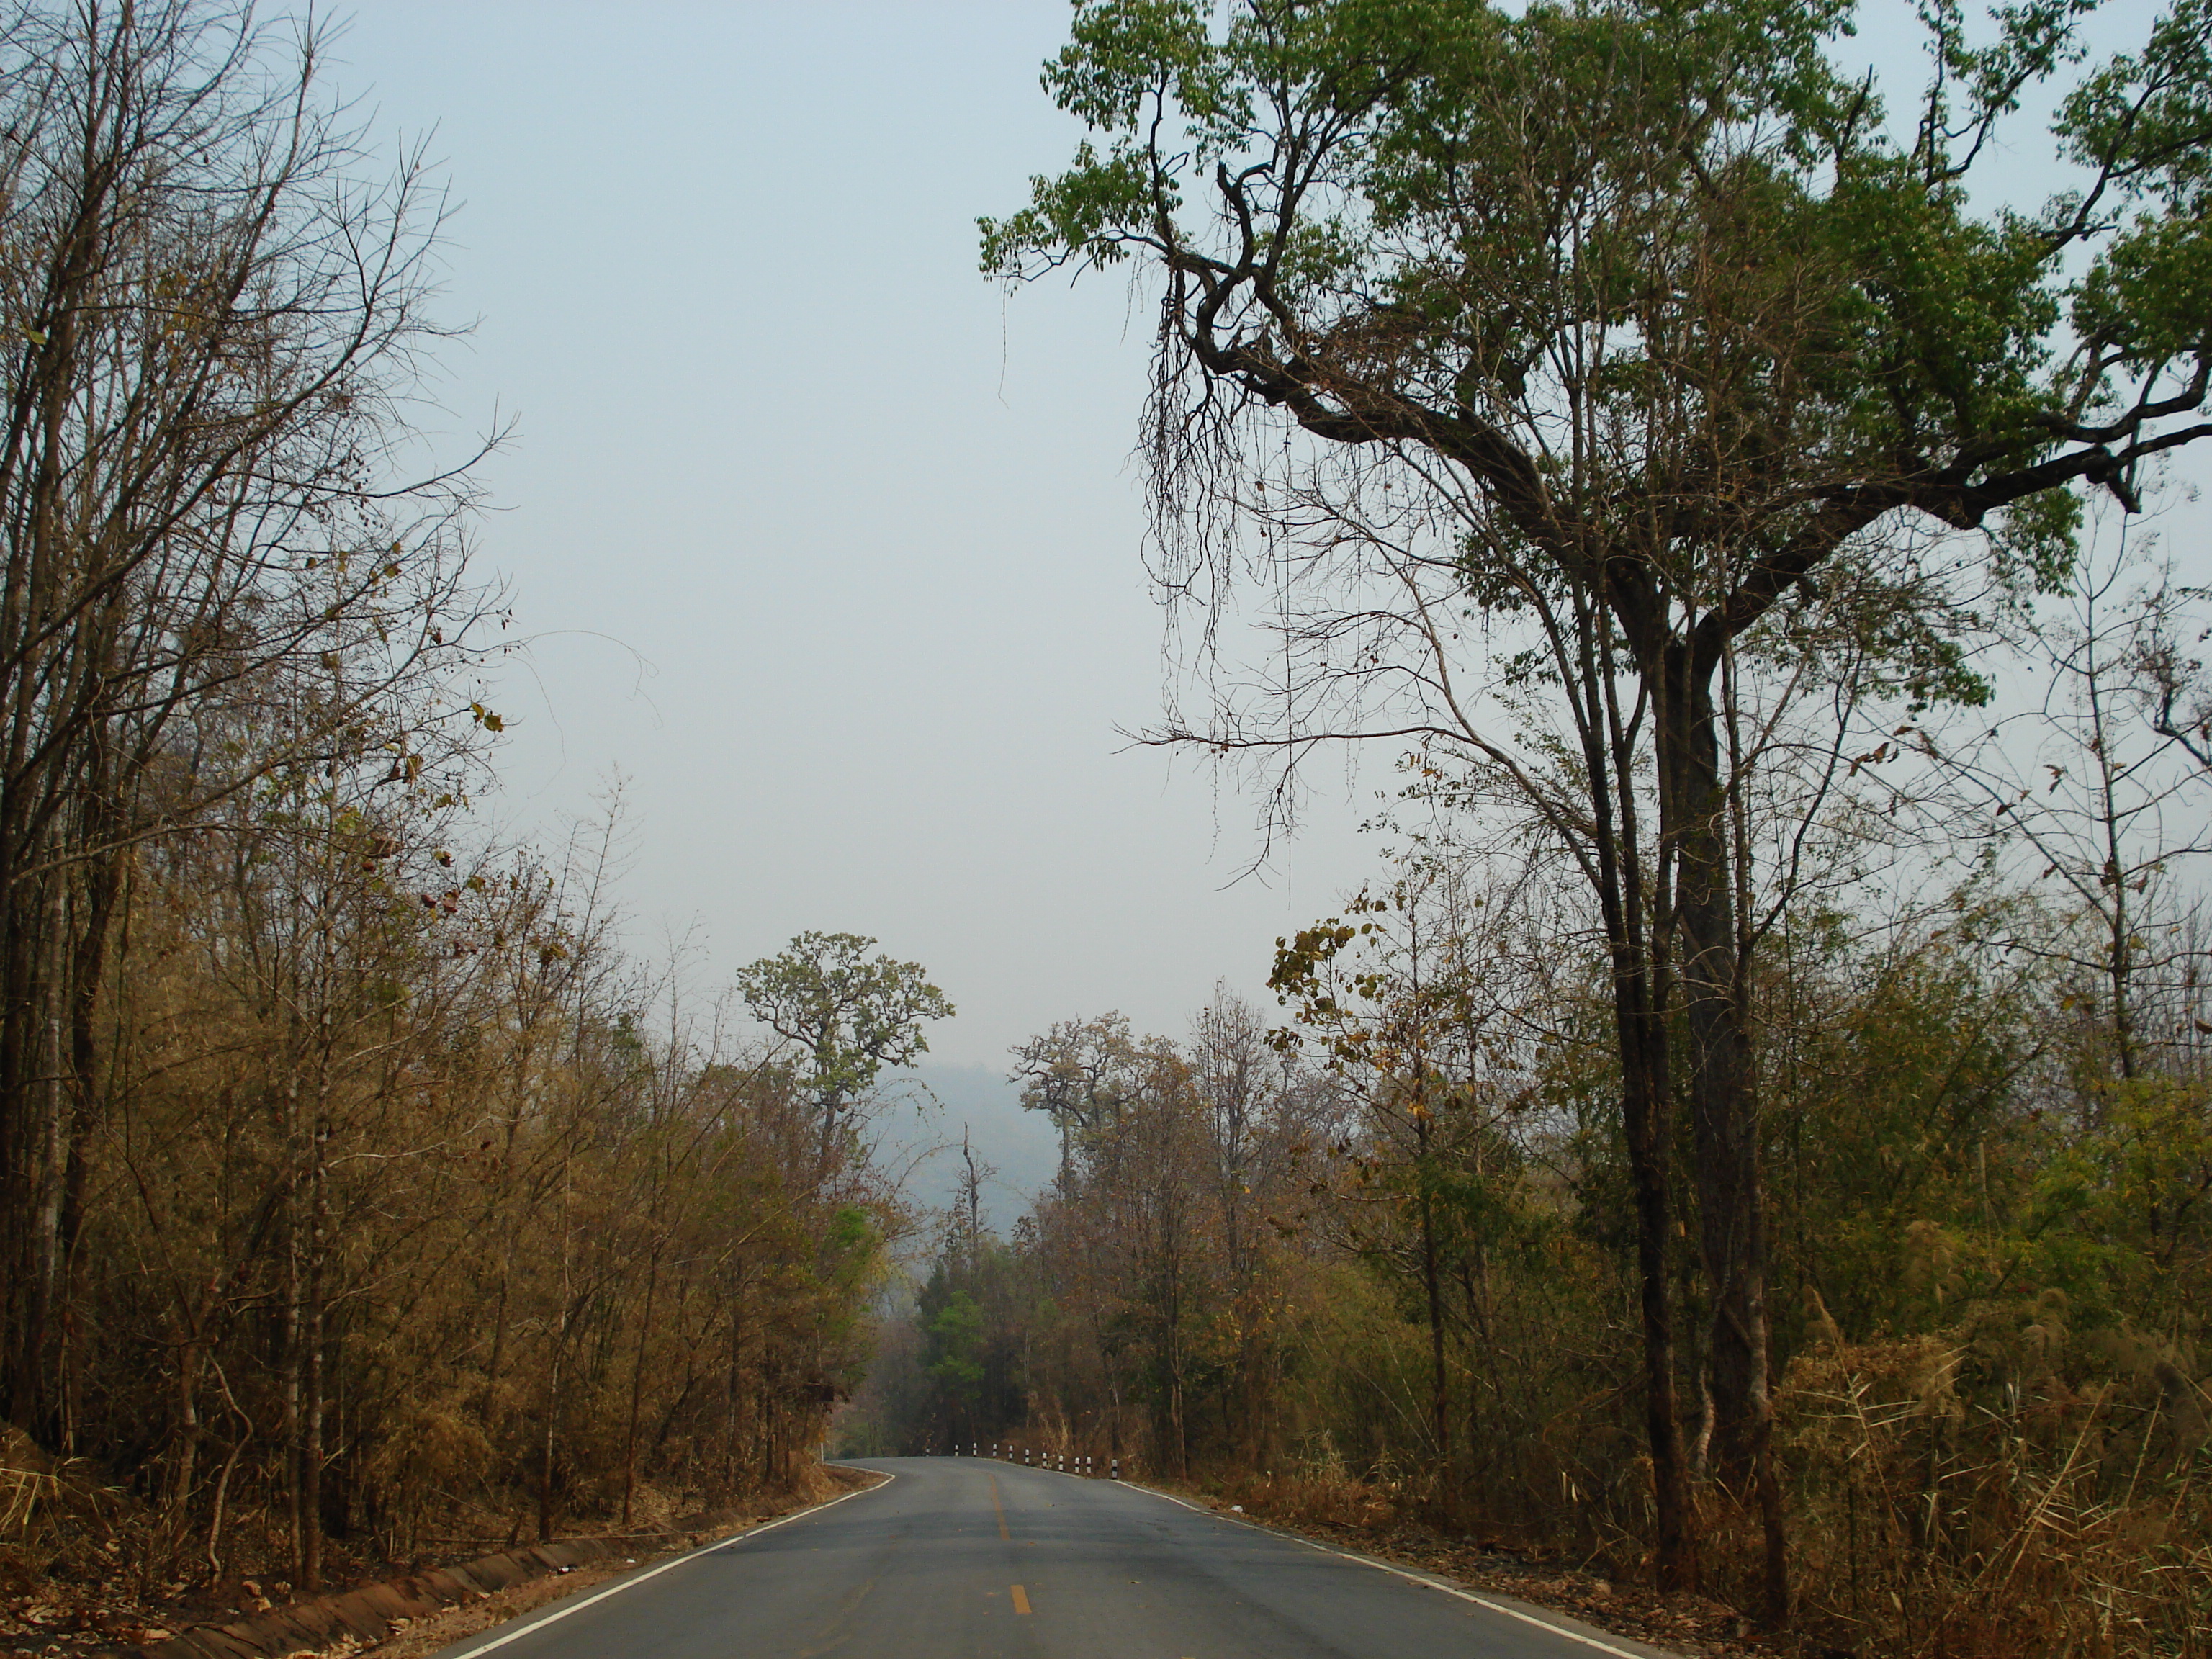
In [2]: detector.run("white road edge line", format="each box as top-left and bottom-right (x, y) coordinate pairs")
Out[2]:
(445, 1472), (896, 1659)
(1121, 1482), (1660, 1659)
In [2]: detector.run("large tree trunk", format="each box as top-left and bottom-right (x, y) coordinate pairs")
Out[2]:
(1579, 586), (1698, 1593)
(1614, 942), (1699, 1593)
(55, 839), (125, 1446)
(1660, 641), (1786, 1622)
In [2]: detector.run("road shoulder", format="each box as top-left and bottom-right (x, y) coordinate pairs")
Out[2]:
(390, 1469), (891, 1659)
(112, 1467), (891, 1659)
(1115, 1478), (1776, 1659)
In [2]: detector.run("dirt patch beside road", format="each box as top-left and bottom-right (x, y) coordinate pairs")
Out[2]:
(1124, 1479), (1785, 1659)
(354, 1468), (888, 1659)
(70, 1465), (885, 1659)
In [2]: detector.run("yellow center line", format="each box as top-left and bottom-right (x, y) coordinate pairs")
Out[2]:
(989, 1474), (1010, 1541)
(1010, 1584), (1032, 1616)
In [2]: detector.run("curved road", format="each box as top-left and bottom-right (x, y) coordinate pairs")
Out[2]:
(431, 1456), (1678, 1659)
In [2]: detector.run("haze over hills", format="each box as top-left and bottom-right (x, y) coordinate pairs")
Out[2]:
(878, 1063), (1061, 1234)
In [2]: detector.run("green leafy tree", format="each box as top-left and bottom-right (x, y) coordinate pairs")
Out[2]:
(925, 1290), (987, 1432)
(984, 0), (2212, 1605)
(736, 932), (954, 1172)
(1010, 1012), (1143, 1179)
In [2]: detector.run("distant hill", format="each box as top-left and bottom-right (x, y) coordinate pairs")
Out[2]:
(872, 1062), (1060, 1233)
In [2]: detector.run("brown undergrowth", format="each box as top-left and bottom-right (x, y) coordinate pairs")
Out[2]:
(1768, 1309), (2212, 1659)
(1169, 1302), (2212, 1659)
(0, 1431), (861, 1658)
(349, 1465), (883, 1659)
(1172, 1468), (1770, 1659)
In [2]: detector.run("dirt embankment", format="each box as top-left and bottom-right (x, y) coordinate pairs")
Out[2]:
(1, 1463), (880, 1659)
(338, 1467), (886, 1659)
(1128, 1478), (1792, 1659)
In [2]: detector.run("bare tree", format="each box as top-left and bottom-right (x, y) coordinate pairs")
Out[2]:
(1934, 520), (2212, 1092)
(0, 0), (497, 1434)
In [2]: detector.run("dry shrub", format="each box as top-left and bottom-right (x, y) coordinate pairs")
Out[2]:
(361, 1402), (496, 1559)
(1778, 1292), (2212, 1657)
(1220, 1442), (1407, 1532)
(0, 1424), (120, 1558)
(0, 1428), (59, 1545)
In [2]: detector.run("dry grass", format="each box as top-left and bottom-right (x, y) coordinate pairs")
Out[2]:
(356, 1464), (884, 1659)
(1216, 1464), (1403, 1532)
(1773, 1303), (2212, 1658)
(1154, 1311), (2212, 1659)
(1164, 1465), (1774, 1658)
(0, 1450), (872, 1658)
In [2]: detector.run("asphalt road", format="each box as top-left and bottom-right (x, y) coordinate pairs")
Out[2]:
(431, 1456), (1680, 1659)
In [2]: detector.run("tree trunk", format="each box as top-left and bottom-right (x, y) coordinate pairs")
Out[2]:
(815, 1078), (844, 1177)
(1660, 641), (1785, 1621)
(539, 1338), (561, 1544)
(724, 1273), (745, 1492)
(622, 1252), (662, 1526)
(1617, 982), (1699, 1593)
(12, 879), (66, 1436)
(55, 845), (124, 1451)
(0, 881), (32, 1427)
(1419, 1170), (1449, 1473)
(302, 1115), (328, 1590)
(173, 1339), (201, 1522)
(1580, 586), (1697, 1593)
(281, 1076), (305, 1579)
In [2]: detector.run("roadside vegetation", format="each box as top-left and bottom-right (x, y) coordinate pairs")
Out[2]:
(0, 5), (930, 1645)
(841, 1), (2212, 1653)
(3, 1), (2212, 1657)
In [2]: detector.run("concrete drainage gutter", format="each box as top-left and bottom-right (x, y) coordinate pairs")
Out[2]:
(122, 1531), (691, 1659)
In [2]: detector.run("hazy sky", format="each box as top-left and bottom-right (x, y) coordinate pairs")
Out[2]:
(329, 1), (1382, 1071)
(331, 1), (2209, 1085)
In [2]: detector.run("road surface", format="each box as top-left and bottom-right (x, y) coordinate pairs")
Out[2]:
(431, 1455), (1679, 1659)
